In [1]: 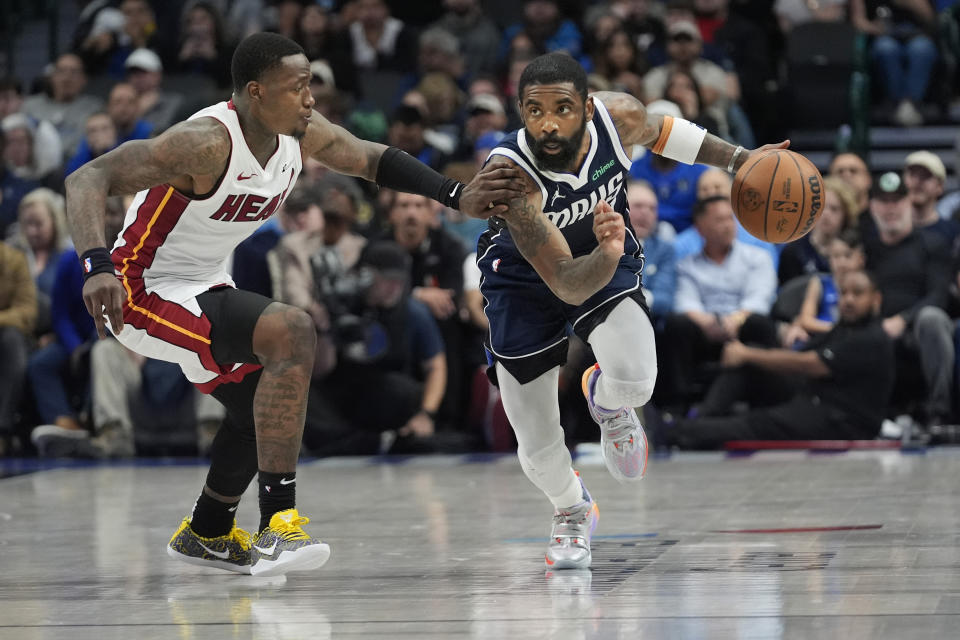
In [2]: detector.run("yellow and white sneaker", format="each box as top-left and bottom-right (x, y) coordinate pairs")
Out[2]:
(250, 509), (331, 577)
(167, 518), (253, 574)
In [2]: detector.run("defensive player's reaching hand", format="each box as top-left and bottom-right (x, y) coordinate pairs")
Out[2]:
(459, 160), (530, 219)
(83, 272), (126, 339)
(593, 200), (625, 260)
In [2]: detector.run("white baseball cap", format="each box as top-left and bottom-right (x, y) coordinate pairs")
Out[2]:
(124, 48), (162, 73)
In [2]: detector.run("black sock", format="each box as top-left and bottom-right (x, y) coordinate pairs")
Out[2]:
(190, 491), (240, 538)
(259, 471), (296, 532)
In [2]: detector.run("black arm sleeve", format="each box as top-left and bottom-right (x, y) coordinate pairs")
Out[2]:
(374, 147), (463, 209)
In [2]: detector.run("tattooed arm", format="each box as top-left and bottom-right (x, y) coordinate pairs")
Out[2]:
(65, 117), (230, 254)
(591, 90), (788, 172)
(64, 117), (231, 337)
(500, 164), (625, 306)
(300, 110), (384, 180)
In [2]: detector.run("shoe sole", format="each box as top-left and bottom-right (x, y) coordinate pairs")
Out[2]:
(250, 543), (331, 577)
(166, 544), (252, 574)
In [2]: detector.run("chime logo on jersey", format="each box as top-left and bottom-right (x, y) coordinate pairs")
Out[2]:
(544, 173), (624, 230)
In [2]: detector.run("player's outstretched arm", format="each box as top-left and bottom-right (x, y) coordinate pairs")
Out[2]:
(300, 111), (526, 218)
(500, 168), (624, 306)
(65, 117), (230, 338)
(592, 90), (789, 173)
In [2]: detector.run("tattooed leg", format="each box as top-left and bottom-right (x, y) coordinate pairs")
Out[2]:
(251, 303), (316, 472)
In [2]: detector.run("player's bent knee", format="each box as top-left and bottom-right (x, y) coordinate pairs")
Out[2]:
(519, 436), (570, 475)
(603, 375), (655, 408)
(254, 304), (316, 364)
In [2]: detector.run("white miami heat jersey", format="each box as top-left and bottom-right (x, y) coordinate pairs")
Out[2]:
(111, 100), (302, 303)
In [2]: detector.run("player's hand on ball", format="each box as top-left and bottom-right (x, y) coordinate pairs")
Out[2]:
(82, 272), (125, 339)
(459, 160), (529, 219)
(593, 200), (625, 258)
(743, 139), (791, 167)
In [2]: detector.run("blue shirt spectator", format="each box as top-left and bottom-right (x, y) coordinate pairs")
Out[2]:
(51, 251), (96, 351)
(640, 232), (677, 317)
(499, 4), (583, 62)
(630, 151), (707, 233)
(673, 221), (781, 269)
(675, 241), (777, 315)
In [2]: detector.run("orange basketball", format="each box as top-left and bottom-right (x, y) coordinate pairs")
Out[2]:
(731, 149), (825, 243)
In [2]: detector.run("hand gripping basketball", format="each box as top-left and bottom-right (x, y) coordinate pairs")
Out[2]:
(593, 200), (625, 259)
(82, 272), (126, 339)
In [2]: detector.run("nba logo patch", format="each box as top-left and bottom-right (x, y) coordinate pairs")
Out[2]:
(492, 258), (501, 273)
(83, 257), (92, 273)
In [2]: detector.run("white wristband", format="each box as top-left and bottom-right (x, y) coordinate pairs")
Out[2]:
(652, 116), (707, 165)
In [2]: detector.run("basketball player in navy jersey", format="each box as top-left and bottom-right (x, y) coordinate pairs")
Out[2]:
(63, 33), (526, 577)
(477, 53), (787, 569)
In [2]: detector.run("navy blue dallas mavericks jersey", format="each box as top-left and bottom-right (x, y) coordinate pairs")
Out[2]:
(477, 97), (649, 383)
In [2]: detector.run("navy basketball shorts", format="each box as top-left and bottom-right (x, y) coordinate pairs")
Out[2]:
(477, 246), (649, 385)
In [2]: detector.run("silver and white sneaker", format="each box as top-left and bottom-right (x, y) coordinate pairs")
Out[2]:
(545, 478), (598, 570)
(582, 364), (649, 483)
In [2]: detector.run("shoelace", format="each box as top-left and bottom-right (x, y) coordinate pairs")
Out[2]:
(552, 503), (593, 539)
(227, 525), (252, 551)
(603, 415), (639, 448)
(271, 512), (312, 541)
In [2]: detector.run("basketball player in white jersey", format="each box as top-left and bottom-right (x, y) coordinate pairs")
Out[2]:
(63, 33), (528, 577)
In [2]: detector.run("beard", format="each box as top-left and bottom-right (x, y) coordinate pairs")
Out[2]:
(528, 116), (587, 172)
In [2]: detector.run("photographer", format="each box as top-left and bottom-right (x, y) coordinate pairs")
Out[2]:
(301, 240), (457, 456)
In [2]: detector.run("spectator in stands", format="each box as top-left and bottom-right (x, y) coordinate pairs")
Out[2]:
(775, 0), (849, 33)
(0, 114), (63, 193)
(582, 8), (624, 64)
(662, 269), (894, 448)
(8, 188), (70, 314)
(27, 228), (99, 456)
(865, 171), (954, 426)
(317, 175), (368, 270)
(454, 93), (508, 161)
(592, 29), (647, 98)
(432, 0), (502, 77)
(347, 0), (418, 73)
(412, 73), (466, 151)
(778, 176), (855, 284)
(829, 151), (874, 234)
(403, 27), (468, 95)
(643, 21), (736, 141)
(0, 77), (23, 120)
(294, 3), (356, 96)
(21, 53), (103, 159)
(663, 68), (720, 136)
(608, 0), (665, 62)
(903, 150), (960, 244)
(79, 0), (161, 78)
(0, 242), (36, 453)
(65, 112), (117, 177)
(782, 229), (865, 348)
(626, 179), (677, 320)
(124, 48), (183, 134)
(106, 82), (153, 143)
(0, 131), (35, 239)
(303, 241), (452, 455)
(387, 105), (449, 172)
(656, 195), (778, 412)
(232, 182), (326, 299)
(499, 0), (584, 62)
(673, 167), (780, 266)
(381, 190), (469, 427)
(629, 100), (707, 233)
(850, 0), (938, 127)
(177, 1), (234, 89)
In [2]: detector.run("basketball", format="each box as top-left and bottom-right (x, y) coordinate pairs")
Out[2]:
(731, 149), (825, 243)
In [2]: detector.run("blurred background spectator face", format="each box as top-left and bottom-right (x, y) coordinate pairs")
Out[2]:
(696, 168), (731, 200)
(2, 123), (32, 170)
(904, 158), (945, 211)
(870, 182), (912, 237)
(19, 197), (57, 254)
(84, 112), (118, 156)
(696, 197), (737, 248)
(355, 0), (389, 29)
(444, 0), (478, 14)
(416, 73), (463, 126)
(50, 54), (87, 102)
(828, 235), (865, 281)
(829, 153), (871, 202)
(104, 196), (127, 243)
(822, 176), (859, 229)
(418, 28), (463, 79)
(300, 4), (329, 39)
(468, 77), (500, 98)
(588, 12), (622, 48)
(182, 3), (220, 50)
(389, 192), (435, 250)
(524, 0), (560, 30)
(387, 106), (426, 156)
(108, 83), (139, 131)
(817, 182), (850, 239)
(464, 94), (507, 141)
(0, 79), (23, 119)
(837, 270), (880, 325)
(120, 0), (155, 42)
(666, 22), (701, 65)
(627, 181), (658, 239)
(284, 200), (325, 235)
(125, 49), (162, 94)
(603, 30), (637, 74)
(665, 70), (704, 121)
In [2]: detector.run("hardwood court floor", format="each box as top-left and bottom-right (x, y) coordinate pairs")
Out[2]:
(1, 448), (959, 639)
